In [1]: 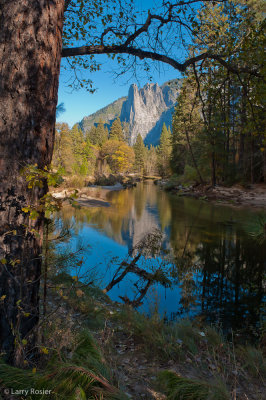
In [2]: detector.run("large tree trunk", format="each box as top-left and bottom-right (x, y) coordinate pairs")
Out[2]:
(0, 0), (64, 365)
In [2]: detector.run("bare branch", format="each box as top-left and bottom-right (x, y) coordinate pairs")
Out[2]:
(124, 12), (153, 46)
(64, 0), (72, 12)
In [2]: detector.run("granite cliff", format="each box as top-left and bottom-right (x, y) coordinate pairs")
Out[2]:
(121, 80), (179, 145)
(79, 79), (179, 145)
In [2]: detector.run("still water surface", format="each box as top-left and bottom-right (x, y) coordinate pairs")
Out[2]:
(58, 181), (265, 334)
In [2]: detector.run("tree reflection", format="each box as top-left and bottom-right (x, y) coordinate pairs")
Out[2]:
(56, 181), (265, 335)
(104, 230), (172, 307)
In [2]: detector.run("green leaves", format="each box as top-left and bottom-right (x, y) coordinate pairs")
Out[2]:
(21, 164), (64, 190)
(19, 164), (84, 219)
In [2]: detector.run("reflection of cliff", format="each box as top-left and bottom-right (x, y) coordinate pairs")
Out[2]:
(118, 182), (161, 250)
(126, 204), (159, 252)
(58, 182), (265, 334)
(60, 183), (162, 248)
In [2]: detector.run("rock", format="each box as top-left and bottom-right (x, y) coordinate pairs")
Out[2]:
(134, 384), (147, 395)
(120, 81), (179, 145)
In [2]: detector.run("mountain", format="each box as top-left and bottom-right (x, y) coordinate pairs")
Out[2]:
(121, 80), (179, 145)
(79, 79), (180, 145)
(79, 96), (127, 134)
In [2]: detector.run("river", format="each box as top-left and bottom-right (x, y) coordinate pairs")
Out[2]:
(57, 180), (266, 336)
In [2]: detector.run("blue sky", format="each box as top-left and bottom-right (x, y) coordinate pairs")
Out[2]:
(57, 0), (184, 127)
(57, 55), (181, 128)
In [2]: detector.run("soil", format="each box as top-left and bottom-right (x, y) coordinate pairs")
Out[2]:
(95, 311), (265, 400)
(49, 290), (265, 400)
(166, 183), (266, 208)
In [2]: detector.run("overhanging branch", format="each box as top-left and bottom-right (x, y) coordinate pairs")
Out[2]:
(62, 45), (261, 76)
(62, 44), (185, 71)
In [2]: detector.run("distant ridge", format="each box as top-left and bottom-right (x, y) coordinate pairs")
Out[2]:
(79, 96), (127, 133)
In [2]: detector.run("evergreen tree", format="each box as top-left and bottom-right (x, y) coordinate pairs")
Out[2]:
(53, 123), (73, 172)
(172, 78), (205, 183)
(53, 123), (97, 176)
(133, 134), (145, 174)
(91, 120), (108, 146)
(144, 145), (158, 176)
(109, 118), (124, 141)
(86, 125), (97, 145)
(70, 123), (84, 159)
(157, 123), (172, 177)
(122, 121), (130, 143)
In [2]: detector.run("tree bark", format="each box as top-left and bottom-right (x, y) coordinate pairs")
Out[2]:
(0, 0), (64, 365)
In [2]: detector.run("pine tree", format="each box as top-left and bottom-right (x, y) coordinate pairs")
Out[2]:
(171, 79), (204, 183)
(92, 120), (108, 146)
(109, 118), (124, 141)
(70, 123), (84, 158)
(144, 145), (158, 176)
(53, 123), (71, 170)
(122, 121), (130, 143)
(157, 123), (172, 177)
(86, 125), (98, 145)
(133, 134), (145, 174)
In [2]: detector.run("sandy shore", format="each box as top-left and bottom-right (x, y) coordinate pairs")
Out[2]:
(51, 184), (126, 208)
(168, 183), (266, 208)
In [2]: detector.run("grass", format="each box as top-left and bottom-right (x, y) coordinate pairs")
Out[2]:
(112, 307), (216, 359)
(50, 271), (109, 322)
(110, 303), (265, 398)
(0, 331), (127, 400)
(63, 175), (87, 189)
(157, 371), (230, 400)
(2, 267), (264, 399)
(236, 345), (266, 378)
(111, 305), (184, 360)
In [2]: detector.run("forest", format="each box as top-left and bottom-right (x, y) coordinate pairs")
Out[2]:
(54, 0), (265, 187)
(0, 0), (265, 399)
(53, 119), (171, 181)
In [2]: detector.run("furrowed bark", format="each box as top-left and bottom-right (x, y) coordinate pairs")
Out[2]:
(0, 0), (64, 366)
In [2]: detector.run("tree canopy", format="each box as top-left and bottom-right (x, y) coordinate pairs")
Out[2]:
(61, 0), (263, 90)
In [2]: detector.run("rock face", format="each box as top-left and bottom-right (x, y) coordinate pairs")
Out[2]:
(79, 79), (179, 145)
(120, 80), (179, 145)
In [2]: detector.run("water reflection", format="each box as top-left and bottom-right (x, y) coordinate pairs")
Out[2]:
(58, 181), (266, 334)
(102, 230), (172, 307)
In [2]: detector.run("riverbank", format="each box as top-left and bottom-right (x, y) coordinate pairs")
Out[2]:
(52, 188), (111, 207)
(2, 272), (264, 400)
(52, 275), (266, 400)
(52, 182), (130, 207)
(50, 174), (160, 208)
(157, 180), (266, 208)
(53, 174), (266, 210)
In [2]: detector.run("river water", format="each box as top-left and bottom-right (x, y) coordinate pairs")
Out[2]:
(58, 180), (266, 336)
